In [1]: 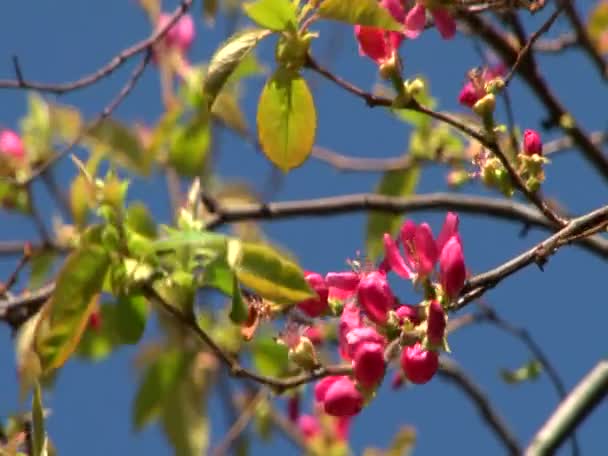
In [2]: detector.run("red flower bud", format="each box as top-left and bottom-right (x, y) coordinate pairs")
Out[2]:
(297, 271), (329, 317)
(439, 236), (466, 299)
(523, 129), (543, 156)
(297, 415), (321, 440)
(0, 130), (25, 160)
(458, 82), (484, 108)
(427, 301), (446, 345)
(339, 301), (362, 361)
(345, 326), (386, 359)
(304, 326), (323, 345)
(157, 13), (195, 53)
(323, 376), (364, 417)
(357, 271), (393, 325)
(315, 376), (340, 403)
(353, 342), (386, 388)
(400, 343), (438, 384)
(88, 310), (102, 332)
(395, 304), (421, 325)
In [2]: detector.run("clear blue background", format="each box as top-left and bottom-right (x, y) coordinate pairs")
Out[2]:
(0, 1), (606, 455)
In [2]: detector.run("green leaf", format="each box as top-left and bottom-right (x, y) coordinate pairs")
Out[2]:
(28, 251), (57, 291)
(227, 239), (313, 304)
(211, 91), (249, 137)
(32, 382), (45, 456)
(318, 0), (403, 31)
(168, 109), (212, 178)
(86, 119), (150, 175)
(229, 275), (248, 324)
(243, 0), (297, 31)
(35, 246), (110, 372)
(126, 202), (158, 238)
(252, 338), (288, 377)
(500, 359), (542, 384)
(115, 294), (149, 345)
(204, 29), (272, 108)
(257, 68), (316, 172)
(133, 350), (191, 429)
(153, 230), (227, 257)
(366, 165), (420, 260)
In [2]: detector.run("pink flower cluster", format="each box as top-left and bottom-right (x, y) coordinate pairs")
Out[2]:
(458, 64), (506, 108)
(295, 213), (467, 418)
(355, 0), (456, 65)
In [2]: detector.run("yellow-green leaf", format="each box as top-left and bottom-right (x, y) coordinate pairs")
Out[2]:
(366, 165), (420, 260)
(500, 359), (542, 384)
(252, 338), (288, 377)
(229, 275), (248, 324)
(86, 119), (151, 175)
(257, 68), (316, 171)
(318, 0), (403, 31)
(35, 246), (110, 372)
(204, 29), (272, 108)
(243, 0), (297, 31)
(227, 239), (313, 304)
(168, 109), (212, 178)
(32, 382), (45, 456)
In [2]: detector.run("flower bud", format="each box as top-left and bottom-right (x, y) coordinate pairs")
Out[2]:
(523, 129), (543, 156)
(395, 304), (422, 325)
(426, 300), (446, 345)
(345, 326), (386, 359)
(353, 342), (386, 388)
(158, 13), (195, 53)
(289, 336), (319, 371)
(473, 93), (496, 118)
(439, 236), (466, 299)
(400, 343), (439, 384)
(458, 82), (483, 108)
(297, 415), (321, 440)
(315, 376), (340, 403)
(357, 271), (394, 325)
(297, 271), (329, 317)
(0, 129), (25, 160)
(323, 377), (364, 417)
(88, 310), (102, 332)
(304, 326), (323, 345)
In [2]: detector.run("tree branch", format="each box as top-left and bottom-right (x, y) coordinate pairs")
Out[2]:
(0, 0), (193, 94)
(438, 357), (521, 455)
(525, 360), (608, 456)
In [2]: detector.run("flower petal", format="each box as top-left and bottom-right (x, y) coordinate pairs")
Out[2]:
(430, 7), (456, 40)
(404, 4), (427, 39)
(383, 234), (412, 279)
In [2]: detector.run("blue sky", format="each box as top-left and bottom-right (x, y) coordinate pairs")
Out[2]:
(0, 1), (607, 455)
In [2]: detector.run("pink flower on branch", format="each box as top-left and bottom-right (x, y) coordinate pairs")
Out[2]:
(400, 342), (439, 384)
(355, 0), (406, 64)
(404, 2), (456, 40)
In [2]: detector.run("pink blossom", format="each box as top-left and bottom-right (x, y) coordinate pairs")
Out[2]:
(439, 236), (466, 298)
(303, 326), (323, 345)
(339, 301), (362, 361)
(0, 130), (25, 160)
(297, 271), (329, 317)
(458, 65), (506, 108)
(405, 2), (456, 40)
(297, 415), (321, 440)
(323, 376), (364, 417)
(395, 304), (422, 325)
(357, 271), (394, 325)
(345, 326), (386, 359)
(523, 129), (543, 156)
(315, 376), (340, 403)
(427, 300), (446, 345)
(436, 212), (460, 253)
(400, 343), (439, 384)
(353, 342), (386, 388)
(326, 271), (360, 304)
(383, 221), (438, 280)
(354, 0), (406, 64)
(157, 13), (195, 53)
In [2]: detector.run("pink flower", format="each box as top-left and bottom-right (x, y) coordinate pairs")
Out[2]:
(315, 376), (340, 403)
(354, 0), (406, 64)
(357, 271), (394, 325)
(523, 129), (543, 156)
(322, 376), (364, 417)
(304, 326), (323, 345)
(339, 301), (362, 361)
(157, 13), (195, 53)
(436, 212), (460, 253)
(0, 130), (25, 160)
(395, 304), (422, 325)
(297, 415), (321, 440)
(297, 271), (329, 317)
(326, 271), (360, 304)
(426, 300), (446, 345)
(345, 326), (386, 359)
(353, 342), (386, 388)
(400, 343), (439, 384)
(458, 65), (505, 108)
(439, 236), (466, 299)
(405, 2), (456, 40)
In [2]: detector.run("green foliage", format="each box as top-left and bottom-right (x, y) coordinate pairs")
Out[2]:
(366, 166), (421, 261)
(229, 275), (249, 323)
(252, 337), (289, 377)
(500, 359), (543, 384)
(168, 108), (212, 178)
(243, 0), (298, 31)
(257, 67), (317, 171)
(32, 382), (46, 456)
(318, 0), (403, 30)
(36, 245), (110, 373)
(204, 29), (272, 108)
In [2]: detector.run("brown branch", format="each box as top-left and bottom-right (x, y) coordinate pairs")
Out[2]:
(143, 284), (352, 392)
(525, 360), (608, 456)
(304, 54), (566, 226)
(460, 12), (608, 181)
(0, 0), (193, 94)
(454, 203), (608, 311)
(438, 357), (521, 455)
(0, 240), (66, 257)
(311, 146), (423, 172)
(560, 1), (608, 79)
(0, 250), (31, 298)
(533, 32), (577, 52)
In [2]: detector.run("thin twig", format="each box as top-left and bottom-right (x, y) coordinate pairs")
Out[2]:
(525, 360), (608, 456)
(438, 357), (521, 455)
(0, 0), (193, 94)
